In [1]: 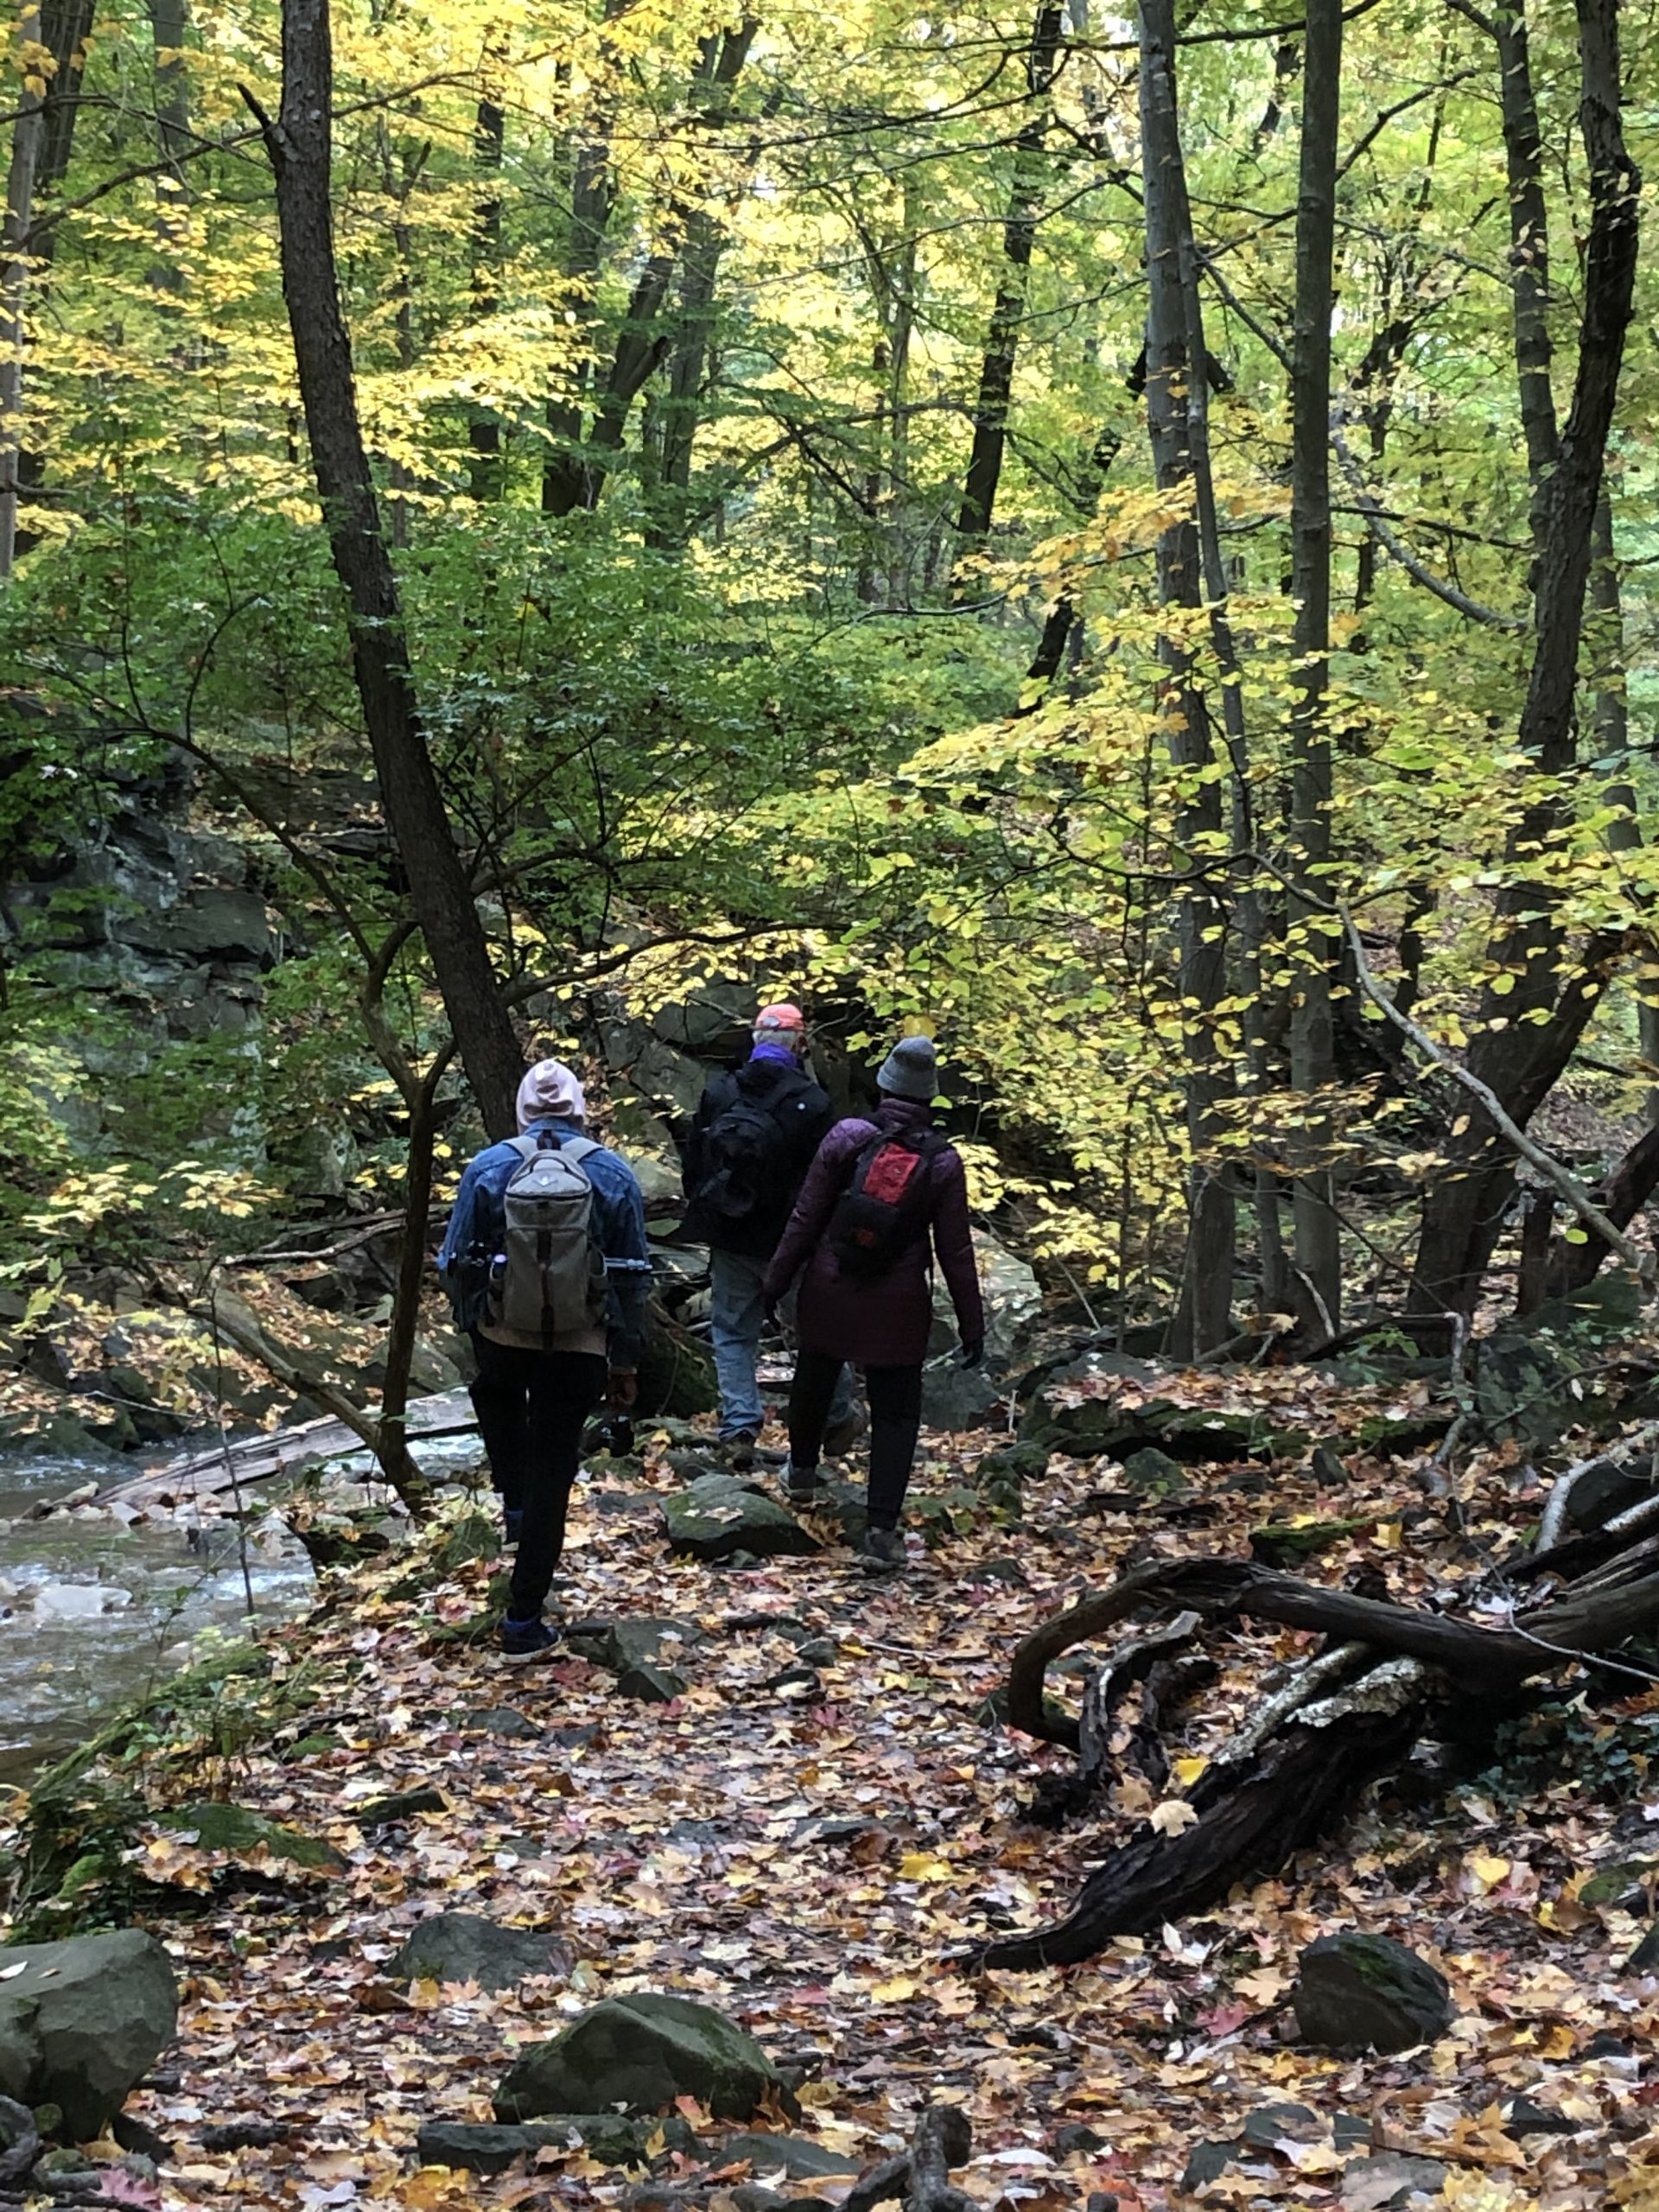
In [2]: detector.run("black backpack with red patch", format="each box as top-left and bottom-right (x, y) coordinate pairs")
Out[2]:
(827, 1125), (947, 1279)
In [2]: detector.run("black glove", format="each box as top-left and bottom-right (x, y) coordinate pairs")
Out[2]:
(957, 1338), (985, 1370)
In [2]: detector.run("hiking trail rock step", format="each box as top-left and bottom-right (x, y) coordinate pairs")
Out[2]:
(660, 1475), (820, 1562)
(0, 1929), (178, 2142)
(495, 1993), (798, 2123)
(566, 1617), (705, 1674)
(417, 2113), (702, 2176)
(387, 1912), (574, 1992)
(1292, 1931), (1452, 2054)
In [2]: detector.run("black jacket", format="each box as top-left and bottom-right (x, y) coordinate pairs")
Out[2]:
(681, 1054), (835, 1257)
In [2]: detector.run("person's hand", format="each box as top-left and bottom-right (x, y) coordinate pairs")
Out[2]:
(608, 1367), (639, 1409)
(956, 1338), (984, 1370)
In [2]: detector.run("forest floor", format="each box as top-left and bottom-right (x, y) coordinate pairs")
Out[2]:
(27, 1380), (1659, 2212)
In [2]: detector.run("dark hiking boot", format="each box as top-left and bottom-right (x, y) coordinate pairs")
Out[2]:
(499, 1616), (560, 1664)
(784, 1459), (825, 1504)
(722, 1429), (760, 1472)
(857, 1526), (906, 1573)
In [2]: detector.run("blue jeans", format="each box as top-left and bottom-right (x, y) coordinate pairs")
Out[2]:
(709, 1249), (854, 1440)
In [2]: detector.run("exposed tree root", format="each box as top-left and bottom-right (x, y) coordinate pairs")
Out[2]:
(982, 1438), (1659, 1970)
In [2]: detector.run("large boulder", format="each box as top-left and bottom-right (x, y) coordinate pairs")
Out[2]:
(933, 1230), (1040, 1366)
(496, 1993), (795, 2124)
(1293, 1932), (1452, 2054)
(661, 1474), (819, 1563)
(388, 1913), (573, 1993)
(0, 1930), (178, 2141)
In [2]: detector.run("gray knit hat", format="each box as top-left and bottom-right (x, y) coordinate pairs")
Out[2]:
(876, 1035), (939, 1102)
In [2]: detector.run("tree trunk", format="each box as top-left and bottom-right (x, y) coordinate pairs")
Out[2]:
(1491, 0), (1559, 563)
(0, 8), (46, 579)
(148, 0), (191, 282)
(251, 0), (524, 1139)
(1139, 0), (1234, 1357)
(1408, 0), (1641, 1325)
(10, 0), (96, 553)
(952, 2), (1065, 561)
(467, 37), (506, 500)
(544, 21), (751, 518)
(1286, 0), (1344, 1340)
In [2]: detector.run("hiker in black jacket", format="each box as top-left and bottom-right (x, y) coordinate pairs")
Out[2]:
(681, 1005), (855, 1465)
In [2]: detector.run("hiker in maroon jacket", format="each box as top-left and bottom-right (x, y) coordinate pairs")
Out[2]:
(763, 1035), (984, 1571)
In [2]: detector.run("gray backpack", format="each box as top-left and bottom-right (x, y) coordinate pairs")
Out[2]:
(488, 1131), (607, 1344)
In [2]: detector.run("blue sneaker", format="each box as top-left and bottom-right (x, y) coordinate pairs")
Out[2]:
(500, 1616), (559, 1664)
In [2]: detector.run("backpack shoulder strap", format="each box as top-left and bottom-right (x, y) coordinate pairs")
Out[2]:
(558, 1135), (601, 1167)
(504, 1134), (542, 1164)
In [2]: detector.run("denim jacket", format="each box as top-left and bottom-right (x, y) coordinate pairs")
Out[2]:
(436, 1117), (652, 1366)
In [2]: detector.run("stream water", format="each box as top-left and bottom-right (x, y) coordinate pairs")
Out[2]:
(0, 1455), (316, 1786)
(0, 1426), (494, 1786)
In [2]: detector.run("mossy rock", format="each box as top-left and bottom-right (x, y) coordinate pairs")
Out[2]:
(157, 1802), (346, 1875)
(496, 1993), (797, 2124)
(1249, 1516), (1370, 1567)
(1293, 1931), (1450, 2054)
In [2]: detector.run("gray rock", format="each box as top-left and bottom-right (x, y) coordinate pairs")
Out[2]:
(567, 1618), (705, 1675)
(388, 1912), (574, 1993)
(714, 2133), (861, 2178)
(919, 1363), (1001, 1433)
(1120, 1446), (1195, 1502)
(615, 1662), (689, 1703)
(1339, 2152), (1449, 2208)
(0, 1930), (178, 2142)
(931, 1230), (1040, 1367)
(496, 1993), (798, 2124)
(734, 2187), (789, 2212)
(1293, 1932), (1452, 2055)
(357, 1787), (447, 1827)
(419, 2113), (700, 2176)
(457, 1707), (540, 1740)
(661, 1475), (819, 1562)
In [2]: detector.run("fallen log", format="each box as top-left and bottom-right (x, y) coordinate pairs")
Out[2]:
(979, 1451), (1659, 1970)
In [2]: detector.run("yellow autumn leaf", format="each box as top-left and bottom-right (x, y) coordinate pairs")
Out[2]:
(898, 1852), (953, 1882)
(1173, 1755), (1208, 1787)
(872, 1974), (919, 2000)
(1467, 1852), (1511, 1891)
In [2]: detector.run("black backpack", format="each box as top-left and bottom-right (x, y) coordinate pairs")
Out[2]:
(828, 1126), (946, 1279)
(692, 1065), (808, 1229)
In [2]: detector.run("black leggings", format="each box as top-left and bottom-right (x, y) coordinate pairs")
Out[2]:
(469, 1332), (607, 1618)
(789, 1351), (923, 1530)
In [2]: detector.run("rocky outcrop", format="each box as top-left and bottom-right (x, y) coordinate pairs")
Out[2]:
(496, 1993), (796, 2124)
(0, 1929), (178, 2141)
